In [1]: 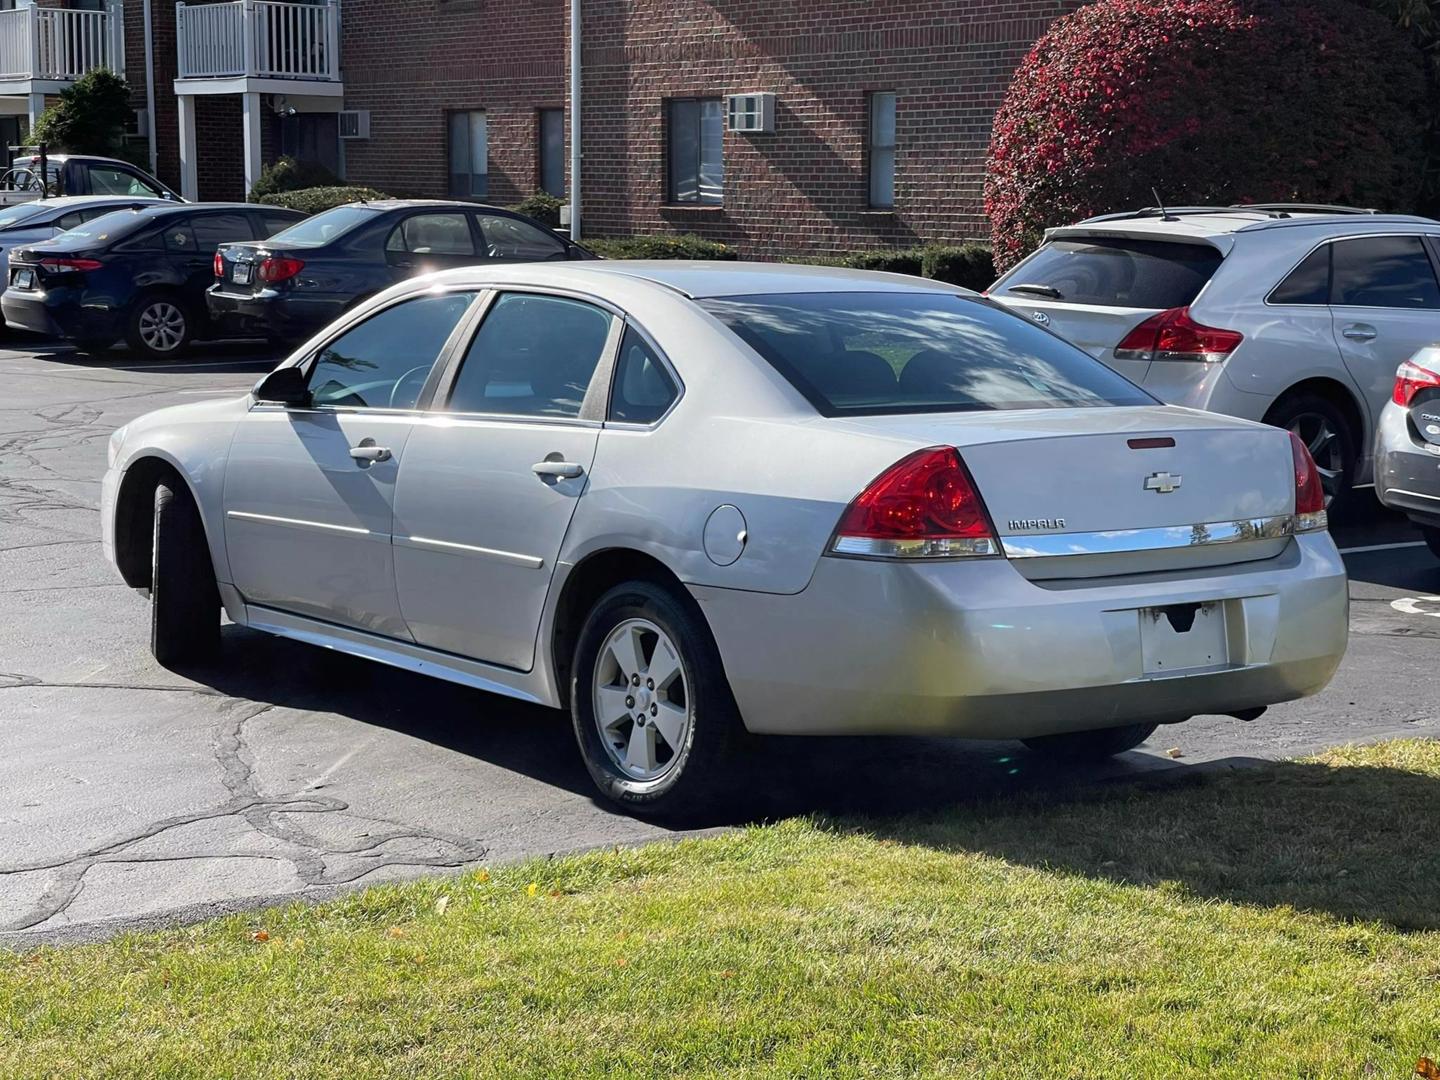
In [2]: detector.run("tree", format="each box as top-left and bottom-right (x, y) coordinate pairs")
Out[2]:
(30, 68), (135, 161)
(984, 0), (1428, 271)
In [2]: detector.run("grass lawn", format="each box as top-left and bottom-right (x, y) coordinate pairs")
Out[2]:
(3, 740), (1440, 1078)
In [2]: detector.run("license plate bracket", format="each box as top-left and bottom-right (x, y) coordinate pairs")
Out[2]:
(232, 263), (252, 285)
(1139, 601), (1228, 675)
(13, 268), (33, 289)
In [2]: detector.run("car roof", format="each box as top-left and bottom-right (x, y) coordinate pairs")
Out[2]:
(5, 195), (169, 212)
(9, 154), (135, 166)
(542, 260), (966, 298)
(1051, 205), (1438, 244)
(341, 199), (512, 213)
(119, 202), (276, 219)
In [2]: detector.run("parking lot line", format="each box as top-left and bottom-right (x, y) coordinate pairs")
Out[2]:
(1337, 540), (1427, 555)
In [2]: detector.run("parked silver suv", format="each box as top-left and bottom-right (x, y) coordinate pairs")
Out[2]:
(989, 205), (1440, 503)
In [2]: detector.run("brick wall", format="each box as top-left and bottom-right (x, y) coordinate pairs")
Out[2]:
(339, 0), (566, 205)
(577, 0), (1075, 256)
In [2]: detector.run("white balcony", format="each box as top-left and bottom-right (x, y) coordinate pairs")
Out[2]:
(176, 0), (342, 94)
(0, 4), (124, 98)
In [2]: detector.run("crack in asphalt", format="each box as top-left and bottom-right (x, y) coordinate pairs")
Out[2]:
(0, 700), (490, 933)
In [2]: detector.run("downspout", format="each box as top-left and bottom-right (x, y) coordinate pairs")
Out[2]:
(568, 0), (580, 242)
(143, 0), (158, 176)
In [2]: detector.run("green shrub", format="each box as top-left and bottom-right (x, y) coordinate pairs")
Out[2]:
(837, 248), (924, 276)
(256, 186), (390, 214)
(248, 156), (341, 202)
(509, 191), (563, 228)
(920, 243), (995, 291)
(585, 234), (736, 260)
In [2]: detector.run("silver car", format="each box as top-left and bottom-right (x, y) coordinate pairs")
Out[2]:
(101, 263), (1349, 815)
(1376, 346), (1440, 556)
(989, 205), (1440, 505)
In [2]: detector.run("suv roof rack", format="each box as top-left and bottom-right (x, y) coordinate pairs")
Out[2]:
(1083, 203), (1382, 225)
(1231, 203), (1379, 216)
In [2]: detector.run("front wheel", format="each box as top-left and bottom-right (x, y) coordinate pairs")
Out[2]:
(571, 580), (742, 818)
(1021, 722), (1160, 761)
(150, 478), (220, 669)
(126, 295), (195, 360)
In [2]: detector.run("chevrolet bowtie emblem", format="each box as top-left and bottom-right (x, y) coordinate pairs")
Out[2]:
(1144, 471), (1182, 494)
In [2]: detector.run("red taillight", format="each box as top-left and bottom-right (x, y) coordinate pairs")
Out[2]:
(1392, 359), (1440, 407)
(1289, 431), (1327, 530)
(258, 255), (304, 284)
(831, 446), (998, 558)
(1114, 306), (1243, 362)
(38, 257), (101, 273)
(213, 250), (224, 278)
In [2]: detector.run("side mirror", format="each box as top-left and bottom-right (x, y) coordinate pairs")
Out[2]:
(253, 365), (310, 406)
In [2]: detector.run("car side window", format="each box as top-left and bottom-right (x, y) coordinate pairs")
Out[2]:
(385, 213), (476, 256)
(192, 213), (257, 251)
(307, 292), (476, 409)
(608, 327), (677, 423)
(54, 210), (87, 231)
(1269, 244), (1330, 305)
(1331, 236), (1440, 309)
(161, 221), (198, 253)
(88, 166), (162, 198)
(447, 293), (613, 418)
(476, 214), (567, 260)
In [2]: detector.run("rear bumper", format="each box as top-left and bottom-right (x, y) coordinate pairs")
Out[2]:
(205, 286), (345, 343)
(1375, 400), (1440, 525)
(1, 284), (121, 341)
(693, 533), (1348, 737)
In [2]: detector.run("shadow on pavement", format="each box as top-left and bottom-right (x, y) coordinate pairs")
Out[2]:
(851, 756), (1440, 931)
(12, 338), (282, 373)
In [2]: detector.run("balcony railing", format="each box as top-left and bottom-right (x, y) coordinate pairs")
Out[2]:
(0, 5), (123, 83)
(177, 0), (340, 82)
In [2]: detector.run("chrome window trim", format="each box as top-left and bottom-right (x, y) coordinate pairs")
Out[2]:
(1000, 514), (1303, 559)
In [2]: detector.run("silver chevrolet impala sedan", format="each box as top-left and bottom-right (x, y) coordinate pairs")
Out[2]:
(102, 262), (1349, 815)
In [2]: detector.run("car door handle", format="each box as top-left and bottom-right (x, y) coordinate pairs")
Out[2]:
(349, 444), (392, 463)
(532, 460), (584, 480)
(1341, 324), (1377, 342)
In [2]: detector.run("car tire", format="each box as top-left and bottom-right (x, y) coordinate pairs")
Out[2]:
(126, 293), (195, 361)
(1263, 393), (1357, 510)
(1021, 722), (1160, 760)
(571, 580), (743, 819)
(1421, 526), (1440, 561)
(150, 477), (220, 669)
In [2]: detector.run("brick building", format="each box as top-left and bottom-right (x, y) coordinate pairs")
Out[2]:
(3, 1), (1078, 258)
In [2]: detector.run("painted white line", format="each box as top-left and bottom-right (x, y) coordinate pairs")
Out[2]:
(1338, 540), (1428, 555)
(1391, 596), (1440, 617)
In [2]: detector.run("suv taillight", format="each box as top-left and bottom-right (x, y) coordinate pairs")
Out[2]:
(1289, 431), (1327, 531)
(1114, 306), (1243, 363)
(1392, 359), (1440, 407)
(831, 447), (999, 558)
(258, 255), (304, 284)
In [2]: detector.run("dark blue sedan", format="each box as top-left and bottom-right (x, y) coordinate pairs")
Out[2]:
(206, 199), (595, 346)
(1, 203), (304, 359)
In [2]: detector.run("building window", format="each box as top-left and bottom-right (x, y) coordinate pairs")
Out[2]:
(868, 92), (896, 209)
(538, 108), (565, 198)
(448, 111), (488, 198)
(667, 98), (723, 205)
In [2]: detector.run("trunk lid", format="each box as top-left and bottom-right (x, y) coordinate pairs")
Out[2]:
(832, 405), (1297, 579)
(213, 241), (270, 297)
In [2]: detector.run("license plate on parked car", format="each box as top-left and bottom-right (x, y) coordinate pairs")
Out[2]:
(1139, 602), (1228, 675)
(13, 268), (33, 289)
(232, 263), (252, 285)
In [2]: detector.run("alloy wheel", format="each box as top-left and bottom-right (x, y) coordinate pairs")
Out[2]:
(1286, 411), (1344, 505)
(137, 301), (187, 354)
(591, 617), (692, 782)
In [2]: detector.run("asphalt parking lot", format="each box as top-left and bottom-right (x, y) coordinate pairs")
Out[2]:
(3, 339), (1439, 945)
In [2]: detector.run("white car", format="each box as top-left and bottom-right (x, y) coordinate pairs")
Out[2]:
(989, 204), (1440, 504)
(102, 263), (1349, 815)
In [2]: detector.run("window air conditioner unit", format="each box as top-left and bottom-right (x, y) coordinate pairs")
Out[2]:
(725, 93), (774, 134)
(338, 110), (371, 140)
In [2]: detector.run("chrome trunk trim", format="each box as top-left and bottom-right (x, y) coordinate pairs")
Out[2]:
(1001, 514), (1300, 559)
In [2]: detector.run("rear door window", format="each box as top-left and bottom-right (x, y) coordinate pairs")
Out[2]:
(387, 212), (476, 257)
(1330, 235), (1440, 309)
(701, 292), (1155, 416)
(993, 238), (1223, 309)
(191, 212), (258, 251)
(476, 214), (568, 260)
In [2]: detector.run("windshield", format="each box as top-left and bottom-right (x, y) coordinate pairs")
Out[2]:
(992, 237), (1223, 309)
(700, 292), (1156, 416)
(0, 203), (51, 230)
(266, 204), (381, 248)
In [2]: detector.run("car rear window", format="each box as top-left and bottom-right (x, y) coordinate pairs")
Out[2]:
(699, 292), (1155, 416)
(48, 209), (150, 246)
(267, 205), (381, 248)
(993, 237), (1223, 309)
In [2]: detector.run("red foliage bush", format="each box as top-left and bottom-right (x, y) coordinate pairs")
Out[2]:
(985, 0), (1427, 271)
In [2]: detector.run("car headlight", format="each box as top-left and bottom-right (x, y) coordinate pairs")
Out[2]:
(107, 424), (128, 468)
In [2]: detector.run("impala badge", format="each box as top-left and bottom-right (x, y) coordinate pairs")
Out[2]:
(1144, 471), (1182, 494)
